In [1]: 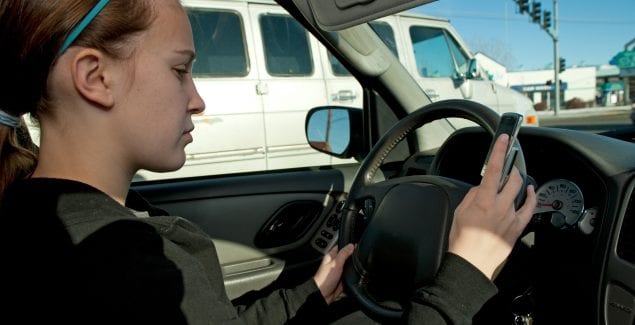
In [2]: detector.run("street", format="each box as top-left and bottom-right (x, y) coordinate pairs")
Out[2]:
(537, 107), (634, 133)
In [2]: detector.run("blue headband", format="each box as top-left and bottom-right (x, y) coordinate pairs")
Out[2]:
(0, 109), (20, 128)
(59, 0), (111, 55)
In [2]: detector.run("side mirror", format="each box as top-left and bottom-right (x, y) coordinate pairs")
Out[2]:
(305, 106), (363, 159)
(454, 58), (480, 81)
(466, 58), (480, 79)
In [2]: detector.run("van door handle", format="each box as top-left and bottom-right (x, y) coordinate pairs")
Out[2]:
(256, 82), (268, 95)
(332, 90), (357, 102)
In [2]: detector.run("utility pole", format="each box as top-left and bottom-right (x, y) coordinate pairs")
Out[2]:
(552, 0), (560, 115)
(515, 0), (562, 115)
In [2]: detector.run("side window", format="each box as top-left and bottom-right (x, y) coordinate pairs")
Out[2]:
(329, 21), (398, 76)
(409, 26), (455, 78)
(188, 9), (249, 76)
(447, 35), (469, 77)
(260, 14), (313, 76)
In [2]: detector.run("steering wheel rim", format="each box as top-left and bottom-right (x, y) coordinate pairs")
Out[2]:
(338, 99), (527, 321)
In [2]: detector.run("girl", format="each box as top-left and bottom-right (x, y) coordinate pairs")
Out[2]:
(0, 0), (535, 324)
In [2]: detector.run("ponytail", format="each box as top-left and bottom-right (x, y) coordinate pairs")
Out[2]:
(0, 119), (38, 204)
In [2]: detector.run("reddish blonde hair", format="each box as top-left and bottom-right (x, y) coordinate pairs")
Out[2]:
(0, 0), (156, 202)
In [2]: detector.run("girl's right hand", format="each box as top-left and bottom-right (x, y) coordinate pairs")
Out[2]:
(448, 134), (537, 280)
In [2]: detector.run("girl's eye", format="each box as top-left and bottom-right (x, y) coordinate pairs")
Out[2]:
(174, 68), (189, 80)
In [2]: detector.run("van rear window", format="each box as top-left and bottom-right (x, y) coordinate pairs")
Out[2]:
(329, 21), (398, 76)
(188, 9), (249, 77)
(260, 14), (313, 76)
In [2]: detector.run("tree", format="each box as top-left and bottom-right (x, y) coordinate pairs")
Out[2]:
(467, 37), (517, 70)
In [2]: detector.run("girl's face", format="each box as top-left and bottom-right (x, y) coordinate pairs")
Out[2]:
(113, 0), (205, 174)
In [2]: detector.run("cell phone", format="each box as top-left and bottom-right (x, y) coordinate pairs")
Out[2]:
(480, 112), (523, 192)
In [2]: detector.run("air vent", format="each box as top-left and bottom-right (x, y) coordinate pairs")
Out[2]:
(617, 189), (635, 264)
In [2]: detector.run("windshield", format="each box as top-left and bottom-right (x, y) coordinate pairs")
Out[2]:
(411, 1), (634, 134)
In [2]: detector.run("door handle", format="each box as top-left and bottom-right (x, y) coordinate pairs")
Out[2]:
(332, 90), (357, 102)
(254, 200), (323, 248)
(256, 82), (268, 95)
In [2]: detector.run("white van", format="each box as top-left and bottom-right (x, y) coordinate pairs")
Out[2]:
(131, 0), (538, 180)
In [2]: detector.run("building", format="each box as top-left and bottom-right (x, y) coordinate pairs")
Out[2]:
(474, 52), (509, 87)
(609, 38), (635, 106)
(508, 66), (596, 110)
(597, 65), (626, 106)
(475, 49), (633, 111)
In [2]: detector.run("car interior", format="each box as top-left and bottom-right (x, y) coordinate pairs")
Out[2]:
(127, 0), (635, 324)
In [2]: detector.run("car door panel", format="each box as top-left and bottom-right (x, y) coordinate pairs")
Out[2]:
(132, 167), (357, 299)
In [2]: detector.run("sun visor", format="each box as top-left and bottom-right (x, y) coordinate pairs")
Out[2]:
(306, 0), (437, 31)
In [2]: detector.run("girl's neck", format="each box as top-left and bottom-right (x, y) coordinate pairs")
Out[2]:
(33, 148), (132, 206)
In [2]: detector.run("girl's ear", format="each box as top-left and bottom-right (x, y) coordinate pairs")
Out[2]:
(69, 48), (115, 109)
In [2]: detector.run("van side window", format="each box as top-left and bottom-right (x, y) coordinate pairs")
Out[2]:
(260, 14), (313, 76)
(409, 26), (455, 78)
(329, 21), (398, 76)
(330, 54), (350, 76)
(188, 9), (249, 77)
(369, 22), (399, 57)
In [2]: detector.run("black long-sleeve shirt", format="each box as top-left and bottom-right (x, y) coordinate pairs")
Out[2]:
(1, 178), (496, 324)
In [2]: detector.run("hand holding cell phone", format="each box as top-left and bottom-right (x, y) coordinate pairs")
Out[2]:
(480, 112), (523, 192)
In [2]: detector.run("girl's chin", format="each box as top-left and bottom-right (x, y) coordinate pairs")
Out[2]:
(143, 155), (187, 174)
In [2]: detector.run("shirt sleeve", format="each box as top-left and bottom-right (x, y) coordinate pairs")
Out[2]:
(406, 253), (498, 325)
(232, 278), (330, 324)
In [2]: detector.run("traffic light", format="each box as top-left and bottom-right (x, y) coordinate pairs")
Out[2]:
(559, 57), (566, 73)
(542, 10), (551, 29)
(531, 1), (541, 23)
(518, 0), (529, 14)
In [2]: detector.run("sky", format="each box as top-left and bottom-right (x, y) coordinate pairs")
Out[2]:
(411, 0), (635, 71)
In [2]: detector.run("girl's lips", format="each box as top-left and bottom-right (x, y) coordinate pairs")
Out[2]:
(183, 130), (193, 143)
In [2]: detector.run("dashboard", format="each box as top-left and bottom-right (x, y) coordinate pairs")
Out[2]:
(402, 126), (635, 324)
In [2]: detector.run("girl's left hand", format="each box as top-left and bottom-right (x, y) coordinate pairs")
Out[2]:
(313, 243), (355, 304)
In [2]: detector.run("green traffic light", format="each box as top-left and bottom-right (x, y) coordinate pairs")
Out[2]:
(559, 57), (566, 72)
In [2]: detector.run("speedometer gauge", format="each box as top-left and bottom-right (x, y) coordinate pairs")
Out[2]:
(535, 179), (584, 228)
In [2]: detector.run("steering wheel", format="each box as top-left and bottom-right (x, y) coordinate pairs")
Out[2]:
(339, 99), (527, 321)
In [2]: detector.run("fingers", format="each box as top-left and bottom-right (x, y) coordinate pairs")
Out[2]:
(478, 134), (510, 197)
(498, 167), (523, 203)
(314, 243), (355, 304)
(321, 244), (354, 270)
(336, 243), (355, 264)
(515, 185), (537, 228)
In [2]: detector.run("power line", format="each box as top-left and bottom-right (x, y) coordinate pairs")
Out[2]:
(419, 10), (634, 25)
